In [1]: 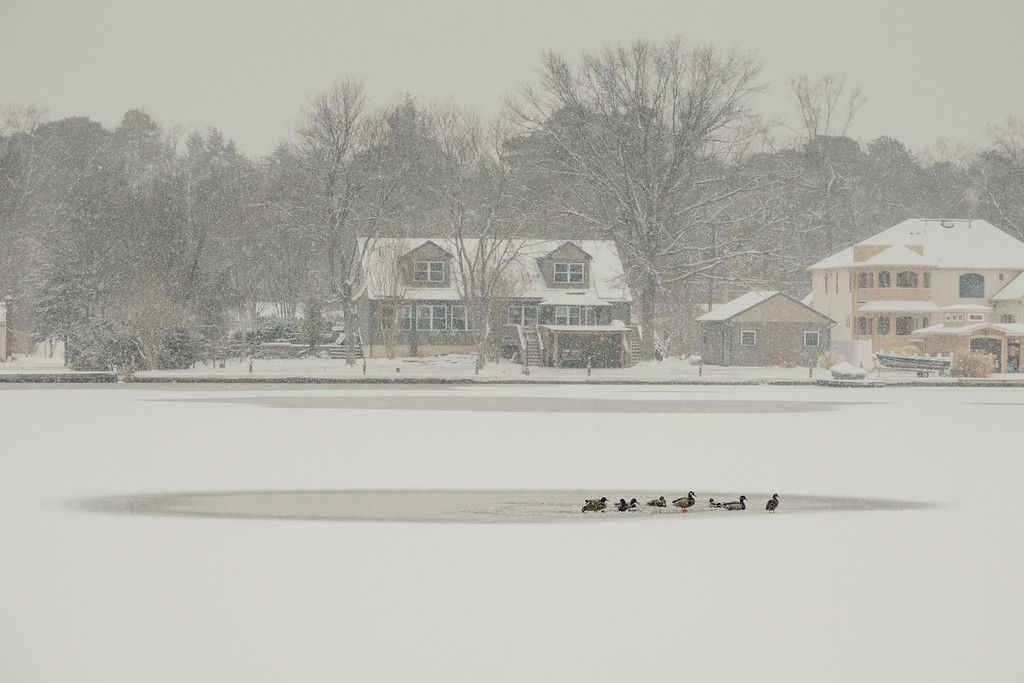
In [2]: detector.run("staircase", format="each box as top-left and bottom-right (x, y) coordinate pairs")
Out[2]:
(523, 328), (541, 366)
(326, 330), (364, 360)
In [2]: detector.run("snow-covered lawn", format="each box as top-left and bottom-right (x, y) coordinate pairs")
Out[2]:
(1, 384), (1022, 681)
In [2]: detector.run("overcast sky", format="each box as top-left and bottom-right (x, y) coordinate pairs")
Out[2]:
(2, 0), (1022, 156)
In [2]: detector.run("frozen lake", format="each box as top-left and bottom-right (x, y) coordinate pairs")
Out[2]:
(2, 383), (1023, 681)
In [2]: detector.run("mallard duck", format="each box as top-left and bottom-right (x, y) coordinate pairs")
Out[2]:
(673, 492), (696, 512)
(581, 497), (607, 513)
(766, 493), (780, 512)
(616, 498), (630, 512)
(647, 496), (667, 507)
(713, 495), (746, 511)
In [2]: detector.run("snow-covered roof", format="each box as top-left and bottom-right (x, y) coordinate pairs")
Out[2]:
(357, 238), (632, 304)
(539, 324), (628, 332)
(916, 322), (1024, 337)
(992, 271), (1024, 302)
(697, 291), (778, 321)
(809, 219), (1024, 270)
(808, 247), (853, 270)
(940, 303), (991, 312)
(538, 292), (611, 307)
(860, 244), (937, 267)
(858, 300), (940, 313)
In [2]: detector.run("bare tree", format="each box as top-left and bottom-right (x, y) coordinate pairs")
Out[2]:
(431, 108), (532, 369)
(788, 73), (866, 254)
(510, 37), (774, 359)
(292, 83), (427, 365)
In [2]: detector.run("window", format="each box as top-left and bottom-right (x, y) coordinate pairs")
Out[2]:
(878, 271), (891, 288)
(451, 306), (468, 331)
(923, 272), (931, 288)
(922, 316), (930, 329)
(554, 262), (584, 284)
(415, 305), (446, 330)
(968, 313), (984, 322)
(896, 316), (914, 336)
(878, 316), (891, 335)
(414, 261), (445, 283)
(858, 272), (874, 289)
(959, 273), (985, 298)
(945, 313), (964, 323)
(1001, 314), (1016, 324)
(999, 273), (1005, 281)
(825, 273), (832, 292)
(740, 330), (756, 346)
(804, 331), (820, 347)
(399, 305), (412, 330)
(896, 271), (919, 288)
(508, 305), (538, 326)
(584, 307), (597, 325)
(857, 317), (871, 335)
(555, 306), (582, 325)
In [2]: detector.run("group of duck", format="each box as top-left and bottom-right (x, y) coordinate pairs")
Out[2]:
(582, 492), (781, 513)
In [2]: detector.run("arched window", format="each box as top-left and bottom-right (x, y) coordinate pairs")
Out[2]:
(896, 271), (919, 288)
(878, 271), (891, 288)
(959, 273), (985, 298)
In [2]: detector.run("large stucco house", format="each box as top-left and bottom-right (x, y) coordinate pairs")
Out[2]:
(352, 238), (638, 367)
(807, 219), (1024, 364)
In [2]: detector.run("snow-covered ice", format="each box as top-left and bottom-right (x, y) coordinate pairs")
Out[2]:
(1, 383), (1022, 681)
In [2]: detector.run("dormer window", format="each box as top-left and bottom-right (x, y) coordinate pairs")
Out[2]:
(554, 262), (585, 284)
(414, 261), (445, 283)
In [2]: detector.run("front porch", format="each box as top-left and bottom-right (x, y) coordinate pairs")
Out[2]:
(536, 324), (639, 368)
(917, 323), (1024, 373)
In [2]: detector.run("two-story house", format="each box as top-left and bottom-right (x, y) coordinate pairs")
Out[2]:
(807, 219), (1024, 360)
(352, 238), (637, 366)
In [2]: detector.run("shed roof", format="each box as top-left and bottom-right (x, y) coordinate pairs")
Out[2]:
(697, 290), (834, 323)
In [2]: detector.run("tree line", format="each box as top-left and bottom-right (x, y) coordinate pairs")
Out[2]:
(2, 37), (1023, 366)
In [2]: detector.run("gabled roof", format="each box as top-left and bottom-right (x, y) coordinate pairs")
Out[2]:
(697, 290), (833, 323)
(860, 244), (937, 267)
(698, 291), (778, 321)
(809, 219), (1024, 270)
(992, 271), (1024, 301)
(357, 238), (631, 303)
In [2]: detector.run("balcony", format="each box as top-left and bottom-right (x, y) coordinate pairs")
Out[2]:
(856, 287), (931, 303)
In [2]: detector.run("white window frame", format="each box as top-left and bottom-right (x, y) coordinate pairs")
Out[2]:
(554, 262), (585, 284)
(414, 260), (445, 283)
(804, 331), (820, 347)
(450, 305), (469, 331)
(415, 305), (447, 331)
(555, 305), (582, 325)
(507, 304), (538, 326)
(739, 330), (756, 347)
(968, 313), (984, 322)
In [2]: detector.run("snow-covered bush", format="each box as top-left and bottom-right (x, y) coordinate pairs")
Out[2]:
(950, 350), (996, 378)
(157, 327), (202, 369)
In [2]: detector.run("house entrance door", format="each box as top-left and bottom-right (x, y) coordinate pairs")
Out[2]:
(970, 337), (1003, 372)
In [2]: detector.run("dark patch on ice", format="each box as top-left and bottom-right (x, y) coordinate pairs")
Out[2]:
(162, 395), (843, 414)
(76, 489), (932, 524)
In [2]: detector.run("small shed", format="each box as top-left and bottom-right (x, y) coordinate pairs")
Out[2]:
(697, 291), (835, 366)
